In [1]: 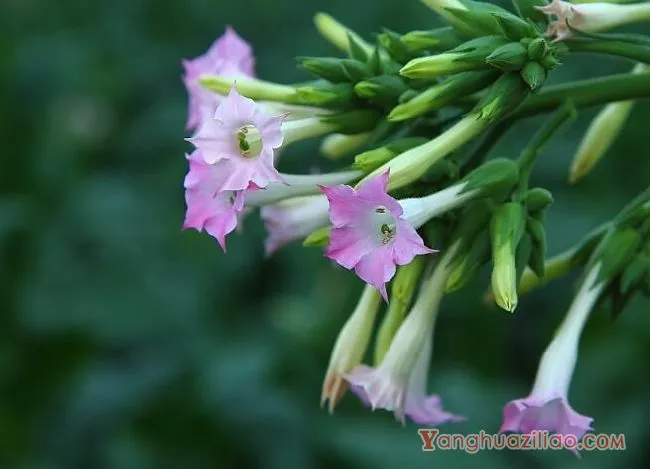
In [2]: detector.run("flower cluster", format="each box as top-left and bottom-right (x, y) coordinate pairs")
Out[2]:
(179, 0), (650, 455)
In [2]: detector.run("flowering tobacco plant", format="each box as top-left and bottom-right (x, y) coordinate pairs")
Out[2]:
(181, 0), (650, 452)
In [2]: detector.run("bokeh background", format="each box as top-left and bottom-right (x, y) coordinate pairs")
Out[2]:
(2, 0), (650, 468)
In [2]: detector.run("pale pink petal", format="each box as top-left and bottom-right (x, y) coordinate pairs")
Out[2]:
(405, 395), (466, 426)
(325, 226), (376, 269)
(356, 171), (403, 216)
(392, 221), (436, 264)
(354, 248), (396, 301)
(319, 184), (373, 227)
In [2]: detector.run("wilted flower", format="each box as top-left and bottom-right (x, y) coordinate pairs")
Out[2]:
(320, 171), (434, 300)
(183, 150), (252, 250)
(500, 265), (605, 446)
(188, 86), (285, 191)
(537, 0), (650, 41)
(183, 27), (255, 130)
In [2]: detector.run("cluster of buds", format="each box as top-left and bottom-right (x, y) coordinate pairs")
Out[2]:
(179, 0), (650, 451)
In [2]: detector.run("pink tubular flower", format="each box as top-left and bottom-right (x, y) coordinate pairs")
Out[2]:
(183, 150), (251, 250)
(499, 265), (605, 449)
(188, 86), (285, 192)
(183, 26), (255, 130)
(346, 335), (464, 426)
(319, 171), (434, 300)
(260, 194), (330, 255)
(344, 248), (464, 425)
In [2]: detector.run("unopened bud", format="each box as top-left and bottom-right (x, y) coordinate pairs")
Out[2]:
(399, 36), (508, 79)
(294, 82), (356, 108)
(521, 61), (547, 90)
(401, 27), (462, 51)
(355, 76), (409, 105)
(388, 70), (498, 121)
(321, 109), (381, 134)
(527, 38), (548, 62)
(474, 72), (530, 122)
(354, 137), (429, 173)
(486, 42), (529, 71)
(490, 202), (526, 312)
(320, 132), (372, 160)
(313, 12), (373, 56)
(524, 187), (554, 213)
(378, 29), (414, 64)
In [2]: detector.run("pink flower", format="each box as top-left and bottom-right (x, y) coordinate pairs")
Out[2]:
(319, 171), (434, 300)
(499, 266), (605, 450)
(500, 396), (592, 440)
(183, 26), (255, 130)
(188, 86), (285, 192)
(182, 150), (251, 250)
(346, 335), (464, 426)
(260, 194), (330, 255)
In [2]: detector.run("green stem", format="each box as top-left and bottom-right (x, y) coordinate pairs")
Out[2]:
(513, 72), (650, 118)
(515, 103), (578, 198)
(567, 39), (650, 64)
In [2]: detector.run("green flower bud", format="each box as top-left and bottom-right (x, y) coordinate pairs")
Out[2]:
(354, 75), (409, 106)
(401, 27), (462, 52)
(524, 187), (554, 213)
(486, 42), (529, 71)
(527, 38), (548, 62)
(515, 232), (534, 285)
(378, 29), (414, 64)
(298, 57), (352, 83)
(303, 226), (332, 247)
(521, 61), (547, 90)
(374, 257), (426, 364)
(313, 12), (373, 56)
(446, 232), (491, 292)
(460, 158), (520, 195)
(474, 72), (530, 123)
(320, 132), (372, 160)
(491, 11), (538, 40)
(387, 70), (498, 121)
(320, 109), (381, 134)
(399, 36), (508, 79)
(527, 217), (547, 278)
(353, 137), (429, 173)
(490, 202), (526, 312)
(294, 82), (357, 108)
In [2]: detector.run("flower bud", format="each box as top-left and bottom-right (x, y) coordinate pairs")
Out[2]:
(320, 132), (372, 160)
(294, 82), (356, 108)
(527, 216), (548, 278)
(523, 187), (554, 213)
(298, 57), (371, 83)
(354, 137), (429, 173)
(320, 109), (382, 134)
(459, 158), (520, 194)
(321, 285), (382, 412)
(491, 11), (538, 40)
(526, 38), (548, 62)
(446, 231), (491, 292)
(354, 76), (409, 106)
(387, 70), (498, 121)
(591, 227), (641, 286)
(512, 0), (552, 26)
(520, 61), (547, 90)
(568, 64), (647, 184)
(399, 36), (508, 79)
(378, 29), (415, 64)
(486, 42), (529, 72)
(474, 72), (530, 122)
(313, 12), (373, 56)
(361, 115), (490, 191)
(490, 202), (526, 312)
(303, 226), (331, 248)
(401, 27), (462, 52)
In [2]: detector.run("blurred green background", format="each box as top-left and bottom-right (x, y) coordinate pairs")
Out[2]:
(1, 0), (650, 468)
